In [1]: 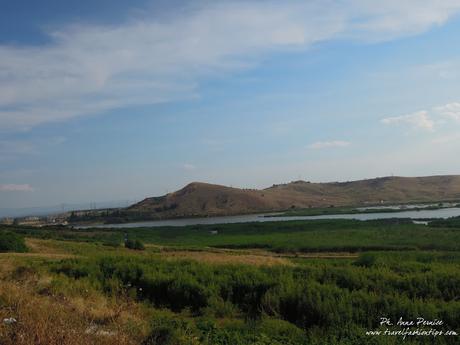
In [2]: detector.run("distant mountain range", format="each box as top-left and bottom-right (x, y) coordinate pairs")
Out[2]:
(127, 175), (460, 219)
(0, 200), (139, 219)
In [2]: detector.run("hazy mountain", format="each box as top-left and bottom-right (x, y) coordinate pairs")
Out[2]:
(0, 200), (139, 219)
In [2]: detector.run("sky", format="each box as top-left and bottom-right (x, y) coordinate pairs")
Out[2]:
(1, 0), (460, 210)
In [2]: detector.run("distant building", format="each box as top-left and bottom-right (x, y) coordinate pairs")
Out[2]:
(0, 217), (14, 225)
(46, 215), (69, 225)
(16, 216), (44, 227)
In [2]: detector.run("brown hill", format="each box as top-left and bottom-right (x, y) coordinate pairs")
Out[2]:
(128, 175), (460, 218)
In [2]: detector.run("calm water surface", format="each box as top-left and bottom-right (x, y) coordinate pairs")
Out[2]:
(88, 207), (460, 228)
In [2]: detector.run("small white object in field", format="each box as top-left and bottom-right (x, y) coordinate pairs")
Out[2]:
(85, 324), (117, 337)
(3, 318), (17, 325)
(85, 325), (98, 334)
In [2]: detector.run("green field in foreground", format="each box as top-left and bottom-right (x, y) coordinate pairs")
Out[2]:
(1, 217), (460, 344)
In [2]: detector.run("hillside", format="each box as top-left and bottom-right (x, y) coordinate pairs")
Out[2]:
(127, 175), (460, 218)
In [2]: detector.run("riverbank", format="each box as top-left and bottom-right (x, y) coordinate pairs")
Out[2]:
(74, 206), (460, 228)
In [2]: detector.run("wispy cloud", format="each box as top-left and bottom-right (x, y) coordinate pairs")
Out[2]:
(308, 140), (351, 149)
(347, 0), (460, 40)
(0, 184), (34, 192)
(182, 163), (197, 171)
(434, 102), (460, 121)
(0, 140), (36, 155)
(381, 110), (435, 131)
(414, 61), (460, 80)
(0, 136), (66, 160)
(1, 1), (460, 130)
(381, 101), (460, 131)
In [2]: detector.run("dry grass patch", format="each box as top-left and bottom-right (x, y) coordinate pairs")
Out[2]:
(161, 250), (293, 266)
(0, 282), (132, 345)
(157, 246), (357, 266)
(25, 238), (74, 255)
(0, 239), (77, 261)
(292, 252), (358, 259)
(0, 250), (149, 345)
(0, 279), (148, 345)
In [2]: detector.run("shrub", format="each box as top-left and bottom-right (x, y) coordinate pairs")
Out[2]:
(50, 254), (460, 345)
(142, 314), (199, 345)
(354, 253), (378, 268)
(0, 231), (27, 252)
(125, 239), (145, 250)
(102, 239), (121, 247)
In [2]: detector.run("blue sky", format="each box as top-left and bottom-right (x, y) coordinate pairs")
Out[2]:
(2, 0), (460, 209)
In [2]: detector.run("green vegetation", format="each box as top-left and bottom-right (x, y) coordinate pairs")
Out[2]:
(430, 216), (460, 228)
(1, 217), (460, 344)
(270, 204), (460, 217)
(27, 249), (460, 344)
(8, 218), (460, 253)
(0, 230), (27, 252)
(1, 242), (456, 344)
(125, 238), (145, 250)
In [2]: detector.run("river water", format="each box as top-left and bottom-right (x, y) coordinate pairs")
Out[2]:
(87, 207), (460, 228)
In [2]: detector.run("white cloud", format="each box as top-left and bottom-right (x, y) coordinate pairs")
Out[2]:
(0, 184), (34, 192)
(381, 110), (435, 131)
(1, 1), (460, 130)
(308, 140), (351, 149)
(434, 102), (460, 121)
(382, 101), (460, 131)
(348, 0), (460, 40)
(182, 163), (197, 171)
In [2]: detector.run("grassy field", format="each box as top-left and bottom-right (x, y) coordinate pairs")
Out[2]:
(1, 218), (460, 344)
(10, 218), (460, 252)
